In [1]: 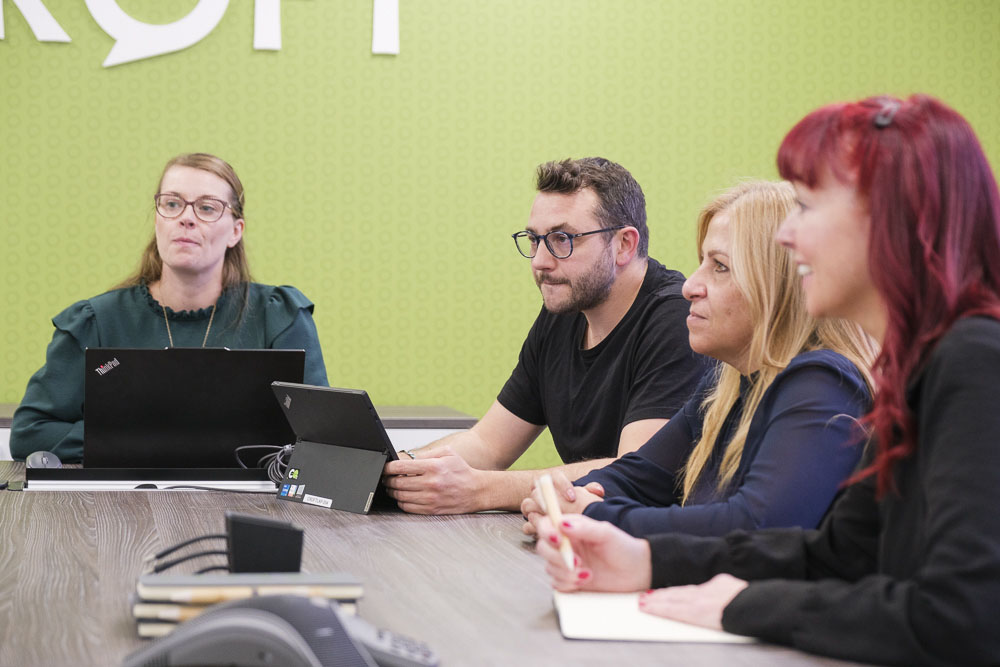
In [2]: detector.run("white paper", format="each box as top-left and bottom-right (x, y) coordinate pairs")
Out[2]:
(371, 0), (398, 55)
(553, 591), (756, 643)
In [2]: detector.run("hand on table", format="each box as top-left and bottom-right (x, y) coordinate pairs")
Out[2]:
(638, 574), (749, 631)
(520, 470), (604, 536)
(382, 446), (487, 514)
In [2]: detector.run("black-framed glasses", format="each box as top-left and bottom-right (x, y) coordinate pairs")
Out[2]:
(512, 225), (626, 259)
(154, 194), (231, 223)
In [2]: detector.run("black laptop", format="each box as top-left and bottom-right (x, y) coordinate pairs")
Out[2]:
(83, 347), (304, 468)
(271, 382), (399, 514)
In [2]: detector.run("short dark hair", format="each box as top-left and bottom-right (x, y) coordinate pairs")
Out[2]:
(535, 157), (648, 257)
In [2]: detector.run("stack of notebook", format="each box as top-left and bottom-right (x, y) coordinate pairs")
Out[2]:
(131, 572), (364, 638)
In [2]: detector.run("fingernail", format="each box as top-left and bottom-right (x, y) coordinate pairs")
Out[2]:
(645, 589), (654, 594)
(561, 520), (572, 529)
(549, 534), (559, 545)
(577, 570), (591, 580)
(573, 555), (580, 567)
(567, 489), (576, 502)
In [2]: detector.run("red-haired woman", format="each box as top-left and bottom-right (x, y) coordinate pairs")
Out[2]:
(535, 95), (1000, 666)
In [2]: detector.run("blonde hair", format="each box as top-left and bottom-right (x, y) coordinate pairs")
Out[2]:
(681, 181), (877, 502)
(118, 153), (252, 290)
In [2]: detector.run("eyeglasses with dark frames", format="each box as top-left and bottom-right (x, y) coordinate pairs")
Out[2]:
(512, 225), (627, 259)
(154, 194), (232, 223)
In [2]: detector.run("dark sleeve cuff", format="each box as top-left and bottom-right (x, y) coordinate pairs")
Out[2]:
(495, 392), (545, 427)
(646, 532), (733, 587)
(647, 528), (813, 588)
(721, 580), (808, 644)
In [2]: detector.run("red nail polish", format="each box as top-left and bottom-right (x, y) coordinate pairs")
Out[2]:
(549, 534), (559, 545)
(573, 555), (580, 567)
(577, 570), (591, 580)
(561, 520), (572, 529)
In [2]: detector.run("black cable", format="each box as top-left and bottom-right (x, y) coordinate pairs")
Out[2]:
(195, 565), (231, 574)
(234, 444), (281, 469)
(152, 533), (227, 560)
(153, 549), (229, 573)
(266, 445), (295, 484)
(233, 443), (296, 483)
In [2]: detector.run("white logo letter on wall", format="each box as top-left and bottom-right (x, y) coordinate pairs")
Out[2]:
(2, 1), (393, 65)
(0, 0), (71, 42)
(84, 0), (230, 67)
(371, 0), (399, 55)
(254, 0), (281, 50)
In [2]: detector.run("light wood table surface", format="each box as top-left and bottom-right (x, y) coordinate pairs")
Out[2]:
(0, 462), (868, 666)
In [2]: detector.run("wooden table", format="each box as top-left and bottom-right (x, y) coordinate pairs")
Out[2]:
(0, 462), (866, 666)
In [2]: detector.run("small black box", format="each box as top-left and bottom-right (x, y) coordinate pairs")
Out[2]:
(226, 512), (303, 573)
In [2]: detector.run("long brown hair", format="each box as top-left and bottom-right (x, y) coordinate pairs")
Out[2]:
(118, 153), (253, 290)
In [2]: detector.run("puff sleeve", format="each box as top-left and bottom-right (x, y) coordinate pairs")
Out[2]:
(263, 285), (329, 387)
(10, 301), (98, 462)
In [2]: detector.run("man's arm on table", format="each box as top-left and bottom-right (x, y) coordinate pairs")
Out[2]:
(382, 401), (666, 514)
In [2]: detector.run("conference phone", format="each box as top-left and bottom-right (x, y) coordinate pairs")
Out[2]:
(121, 594), (439, 667)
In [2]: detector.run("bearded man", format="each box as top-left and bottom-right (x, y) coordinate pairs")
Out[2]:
(382, 157), (708, 514)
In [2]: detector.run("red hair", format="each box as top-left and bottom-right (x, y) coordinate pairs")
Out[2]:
(778, 95), (1000, 496)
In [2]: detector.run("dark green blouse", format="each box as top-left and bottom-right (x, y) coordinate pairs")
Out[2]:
(11, 282), (328, 462)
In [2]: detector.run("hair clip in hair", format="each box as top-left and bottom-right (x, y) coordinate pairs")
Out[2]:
(873, 99), (901, 129)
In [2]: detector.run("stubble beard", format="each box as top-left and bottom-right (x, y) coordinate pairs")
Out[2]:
(536, 246), (616, 315)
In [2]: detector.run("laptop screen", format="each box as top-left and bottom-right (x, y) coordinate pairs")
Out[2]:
(84, 348), (305, 468)
(270, 382), (397, 459)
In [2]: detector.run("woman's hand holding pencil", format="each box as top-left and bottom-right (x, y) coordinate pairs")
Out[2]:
(521, 471), (605, 537)
(533, 512), (653, 594)
(536, 474), (577, 569)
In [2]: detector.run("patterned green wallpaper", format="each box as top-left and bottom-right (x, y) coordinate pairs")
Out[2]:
(2, 1), (998, 468)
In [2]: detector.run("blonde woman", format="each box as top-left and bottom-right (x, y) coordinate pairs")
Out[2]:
(523, 180), (875, 537)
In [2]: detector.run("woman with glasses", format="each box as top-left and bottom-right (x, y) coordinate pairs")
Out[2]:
(522, 180), (876, 538)
(10, 153), (328, 462)
(535, 95), (1000, 665)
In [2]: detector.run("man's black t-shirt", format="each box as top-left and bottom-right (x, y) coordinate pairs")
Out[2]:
(496, 258), (709, 463)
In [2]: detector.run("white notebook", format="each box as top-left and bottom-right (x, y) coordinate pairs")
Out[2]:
(553, 591), (756, 643)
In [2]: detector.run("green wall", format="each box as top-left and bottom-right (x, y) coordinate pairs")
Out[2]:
(2, 1), (998, 468)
